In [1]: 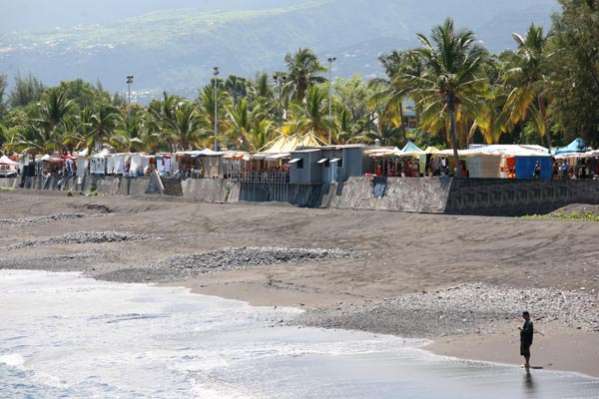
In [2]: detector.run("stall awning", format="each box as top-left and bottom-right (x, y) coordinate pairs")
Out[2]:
(0, 155), (18, 166)
(317, 158), (328, 164)
(330, 158), (341, 163)
(176, 149), (224, 157)
(265, 153), (290, 161)
(289, 158), (301, 164)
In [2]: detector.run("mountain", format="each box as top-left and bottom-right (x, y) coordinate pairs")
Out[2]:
(0, 0), (558, 100)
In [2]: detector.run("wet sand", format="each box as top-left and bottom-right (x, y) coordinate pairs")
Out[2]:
(1, 190), (598, 377)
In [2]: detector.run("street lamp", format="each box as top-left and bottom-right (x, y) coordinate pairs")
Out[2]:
(213, 66), (220, 151)
(273, 72), (287, 122)
(327, 57), (336, 145)
(126, 75), (134, 105)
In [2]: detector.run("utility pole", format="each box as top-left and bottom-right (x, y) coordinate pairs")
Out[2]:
(126, 75), (134, 105)
(327, 57), (336, 145)
(213, 66), (219, 151)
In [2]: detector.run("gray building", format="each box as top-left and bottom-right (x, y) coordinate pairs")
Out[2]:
(289, 145), (366, 185)
(289, 149), (323, 185)
(319, 145), (366, 184)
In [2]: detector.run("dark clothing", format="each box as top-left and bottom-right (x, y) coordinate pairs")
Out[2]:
(520, 320), (534, 357)
(520, 342), (531, 357)
(520, 320), (534, 345)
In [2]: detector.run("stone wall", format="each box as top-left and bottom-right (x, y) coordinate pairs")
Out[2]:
(445, 178), (599, 216)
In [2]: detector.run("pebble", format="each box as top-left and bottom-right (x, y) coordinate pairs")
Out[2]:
(0, 213), (85, 226)
(154, 247), (354, 275)
(293, 283), (599, 338)
(10, 231), (147, 249)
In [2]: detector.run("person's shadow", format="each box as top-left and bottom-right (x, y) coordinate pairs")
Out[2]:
(523, 369), (537, 397)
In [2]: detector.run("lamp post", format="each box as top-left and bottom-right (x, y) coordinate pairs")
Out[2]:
(213, 67), (219, 151)
(273, 72), (286, 122)
(327, 57), (336, 145)
(126, 75), (134, 105)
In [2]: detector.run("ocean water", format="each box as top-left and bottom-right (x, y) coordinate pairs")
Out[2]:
(1, 271), (598, 399)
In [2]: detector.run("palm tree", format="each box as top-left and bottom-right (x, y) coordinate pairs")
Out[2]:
(226, 98), (251, 148)
(172, 101), (203, 150)
(245, 119), (275, 152)
(0, 123), (22, 154)
(110, 106), (146, 152)
(283, 86), (332, 142)
(283, 48), (327, 102)
(469, 60), (512, 144)
(374, 50), (425, 135)
(87, 104), (121, 151)
(225, 98), (276, 151)
(470, 87), (510, 144)
(503, 24), (553, 148)
(34, 88), (74, 151)
(224, 75), (249, 104)
(197, 84), (230, 149)
(406, 18), (487, 176)
(147, 92), (183, 151)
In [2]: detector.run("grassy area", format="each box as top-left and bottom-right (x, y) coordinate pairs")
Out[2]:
(524, 212), (599, 222)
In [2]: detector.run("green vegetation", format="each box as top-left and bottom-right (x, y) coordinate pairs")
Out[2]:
(1, 1), (599, 155)
(524, 212), (599, 222)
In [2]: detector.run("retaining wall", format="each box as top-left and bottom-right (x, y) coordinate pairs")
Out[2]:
(445, 178), (599, 216)
(327, 177), (452, 213)
(181, 178), (239, 203)
(7, 173), (599, 216)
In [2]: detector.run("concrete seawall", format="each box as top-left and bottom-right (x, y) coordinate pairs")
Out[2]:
(326, 177), (452, 213)
(5, 175), (599, 216)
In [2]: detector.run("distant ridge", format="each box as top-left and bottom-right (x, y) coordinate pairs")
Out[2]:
(0, 0), (557, 99)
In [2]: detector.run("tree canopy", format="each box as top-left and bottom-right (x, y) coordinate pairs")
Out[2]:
(2, 2), (599, 156)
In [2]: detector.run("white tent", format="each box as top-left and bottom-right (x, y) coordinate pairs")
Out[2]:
(176, 149), (224, 157)
(461, 144), (550, 157)
(0, 155), (18, 166)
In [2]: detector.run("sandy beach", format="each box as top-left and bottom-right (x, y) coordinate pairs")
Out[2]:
(1, 190), (598, 377)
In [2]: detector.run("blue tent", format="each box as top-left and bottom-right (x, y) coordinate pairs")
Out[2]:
(515, 156), (553, 181)
(401, 141), (423, 153)
(553, 138), (586, 155)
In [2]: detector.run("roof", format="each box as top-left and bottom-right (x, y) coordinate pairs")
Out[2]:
(222, 151), (250, 160)
(261, 132), (324, 154)
(290, 148), (322, 154)
(401, 141), (423, 153)
(552, 138), (587, 155)
(40, 154), (64, 162)
(365, 147), (401, 158)
(320, 144), (366, 150)
(438, 145), (550, 157)
(176, 149), (224, 157)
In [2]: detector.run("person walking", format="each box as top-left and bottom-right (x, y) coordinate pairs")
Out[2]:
(519, 311), (534, 368)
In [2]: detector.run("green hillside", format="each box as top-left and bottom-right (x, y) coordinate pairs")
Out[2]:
(0, 0), (557, 99)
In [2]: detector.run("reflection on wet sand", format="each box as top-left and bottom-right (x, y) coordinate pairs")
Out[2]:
(524, 369), (537, 397)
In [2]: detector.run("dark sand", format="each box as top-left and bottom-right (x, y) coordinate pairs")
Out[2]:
(1, 190), (598, 377)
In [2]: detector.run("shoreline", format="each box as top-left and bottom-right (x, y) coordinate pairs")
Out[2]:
(173, 278), (599, 378)
(1, 191), (598, 379)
